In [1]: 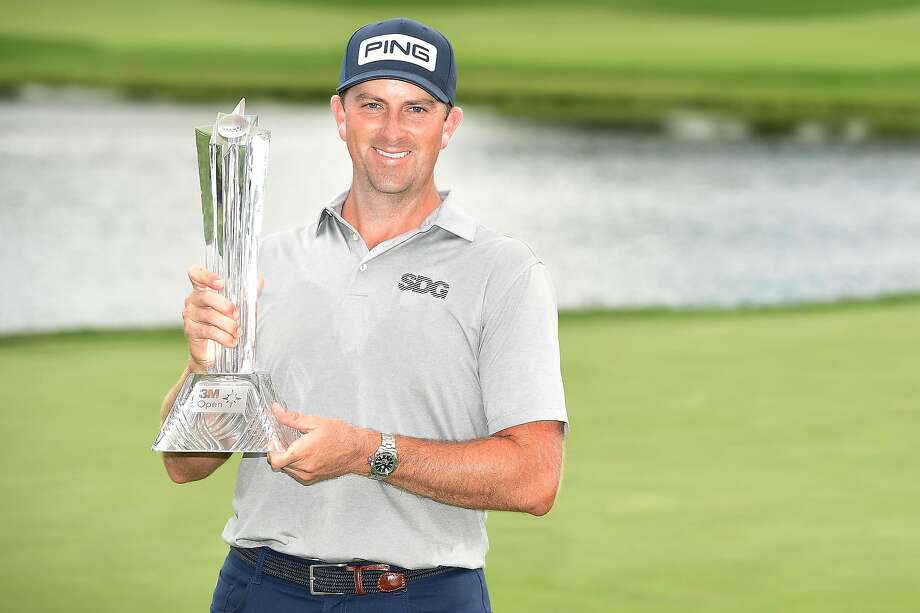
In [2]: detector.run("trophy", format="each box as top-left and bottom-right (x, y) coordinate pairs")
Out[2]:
(152, 99), (299, 453)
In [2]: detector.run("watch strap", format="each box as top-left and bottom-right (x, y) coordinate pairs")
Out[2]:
(379, 432), (396, 454)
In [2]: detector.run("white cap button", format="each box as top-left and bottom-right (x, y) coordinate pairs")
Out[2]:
(359, 264), (367, 272)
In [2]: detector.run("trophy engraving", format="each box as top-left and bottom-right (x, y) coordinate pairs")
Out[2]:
(152, 99), (299, 453)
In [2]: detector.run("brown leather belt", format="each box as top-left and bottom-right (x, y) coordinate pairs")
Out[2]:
(230, 546), (456, 596)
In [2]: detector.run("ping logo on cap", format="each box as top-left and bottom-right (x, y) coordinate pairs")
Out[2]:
(358, 34), (437, 72)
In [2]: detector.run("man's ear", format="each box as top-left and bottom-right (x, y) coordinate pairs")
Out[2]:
(440, 105), (463, 150)
(330, 94), (347, 142)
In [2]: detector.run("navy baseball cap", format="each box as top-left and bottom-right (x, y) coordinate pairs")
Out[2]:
(337, 17), (457, 105)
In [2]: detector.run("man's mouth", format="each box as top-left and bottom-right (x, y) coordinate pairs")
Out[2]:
(374, 147), (410, 160)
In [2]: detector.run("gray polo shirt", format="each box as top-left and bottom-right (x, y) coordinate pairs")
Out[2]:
(221, 189), (568, 569)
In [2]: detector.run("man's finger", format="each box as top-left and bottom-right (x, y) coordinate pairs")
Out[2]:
(186, 307), (240, 339)
(187, 290), (237, 318)
(283, 467), (315, 487)
(185, 319), (238, 348)
(185, 304), (239, 333)
(267, 451), (291, 470)
(267, 436), (315, 470)
(271, 403), (322, 433)
(187, 265), (224, 291)
(267, 447), (302, 470)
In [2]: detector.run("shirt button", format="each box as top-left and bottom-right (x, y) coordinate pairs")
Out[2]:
(351, 232), (359, 241)
(359, 264), (367, 272)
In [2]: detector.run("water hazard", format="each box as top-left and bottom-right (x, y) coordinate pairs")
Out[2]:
(2, 88), (919, 333)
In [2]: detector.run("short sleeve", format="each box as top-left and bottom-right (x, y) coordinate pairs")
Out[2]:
(479, 260), (569, 435)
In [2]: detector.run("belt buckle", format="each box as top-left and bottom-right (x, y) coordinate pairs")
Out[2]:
(309, 563), (347, 595)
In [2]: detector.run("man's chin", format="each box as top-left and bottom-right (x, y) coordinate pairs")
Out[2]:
(367, 175), (415, 195)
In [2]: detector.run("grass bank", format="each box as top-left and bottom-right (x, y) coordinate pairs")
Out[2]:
(5, 1), (920, 135)
(1, 296), (917, 612)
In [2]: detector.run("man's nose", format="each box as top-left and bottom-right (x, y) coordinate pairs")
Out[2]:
(379, 109), (408, 143)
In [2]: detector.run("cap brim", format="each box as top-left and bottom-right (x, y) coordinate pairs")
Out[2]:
(337, 69), (452, 105)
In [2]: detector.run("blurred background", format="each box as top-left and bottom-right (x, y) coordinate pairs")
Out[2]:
(0, 1), (918, 612)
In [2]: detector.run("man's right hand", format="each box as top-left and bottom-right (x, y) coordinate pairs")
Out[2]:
(183, 265), (241, 373)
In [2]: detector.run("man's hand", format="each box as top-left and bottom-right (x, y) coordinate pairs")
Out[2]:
(183, 265), (240, 372)
(267, 404), (375, 485)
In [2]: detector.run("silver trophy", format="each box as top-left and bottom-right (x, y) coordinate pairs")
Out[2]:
(152, 99), (299, 453)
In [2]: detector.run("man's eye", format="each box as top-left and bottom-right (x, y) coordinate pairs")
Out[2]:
(408, 106), (426, 113)
(364, 103), (381, 110)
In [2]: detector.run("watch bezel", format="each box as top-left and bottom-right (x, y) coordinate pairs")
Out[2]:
(369, 432), (398, 480)
(370, 451), (398, 477)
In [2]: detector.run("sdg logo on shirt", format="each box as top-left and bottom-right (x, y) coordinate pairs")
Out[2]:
(398, 273), (450, 299)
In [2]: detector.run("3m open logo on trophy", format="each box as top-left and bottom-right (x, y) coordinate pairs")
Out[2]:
(152, 99), (299, 453)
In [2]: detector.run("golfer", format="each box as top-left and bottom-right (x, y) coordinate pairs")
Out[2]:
(159, 17), (568, 613)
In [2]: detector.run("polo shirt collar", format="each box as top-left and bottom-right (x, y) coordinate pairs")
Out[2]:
(315, 189), (477, 242)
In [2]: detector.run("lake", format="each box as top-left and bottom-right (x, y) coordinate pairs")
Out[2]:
(2, 86), (919, 334)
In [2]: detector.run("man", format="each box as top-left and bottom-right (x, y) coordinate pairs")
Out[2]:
(159, 17), (568, 613)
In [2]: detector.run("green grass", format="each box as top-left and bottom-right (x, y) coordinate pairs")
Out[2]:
(1, 296), (918, 612)
(5, 0), (920, 134)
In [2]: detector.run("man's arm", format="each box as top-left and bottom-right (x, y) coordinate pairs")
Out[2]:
(159, 265), (241, 484)
(267, 406), (566, 516)
(159, 363), (231, 484)
(379, 420), (565, 516)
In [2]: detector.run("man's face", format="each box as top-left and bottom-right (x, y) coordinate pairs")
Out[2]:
(331, 79), (462, 196)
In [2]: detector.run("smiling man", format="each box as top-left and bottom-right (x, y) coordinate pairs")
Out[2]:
(160, 17), (568, 613)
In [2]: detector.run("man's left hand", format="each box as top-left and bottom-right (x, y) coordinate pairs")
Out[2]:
(267, 403), (373, 485)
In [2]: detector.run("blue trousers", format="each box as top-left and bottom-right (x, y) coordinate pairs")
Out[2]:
(209, 547), (493, 613)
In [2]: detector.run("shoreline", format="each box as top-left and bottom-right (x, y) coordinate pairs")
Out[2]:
(3, 290), (918, 344)
(4, 75), (920, 140)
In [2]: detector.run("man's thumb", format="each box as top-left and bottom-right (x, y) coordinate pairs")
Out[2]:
(272, 403), (317, 433)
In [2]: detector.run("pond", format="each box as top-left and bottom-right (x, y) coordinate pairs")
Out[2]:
(2, 87), (919, 333)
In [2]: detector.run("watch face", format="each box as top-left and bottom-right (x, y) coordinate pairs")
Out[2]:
(372, 452), (397, 476)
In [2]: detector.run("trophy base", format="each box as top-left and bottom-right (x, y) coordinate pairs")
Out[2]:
(152, 372), (300, 453)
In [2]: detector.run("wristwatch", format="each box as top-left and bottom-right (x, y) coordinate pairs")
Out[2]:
(368, 432), (398, 480)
